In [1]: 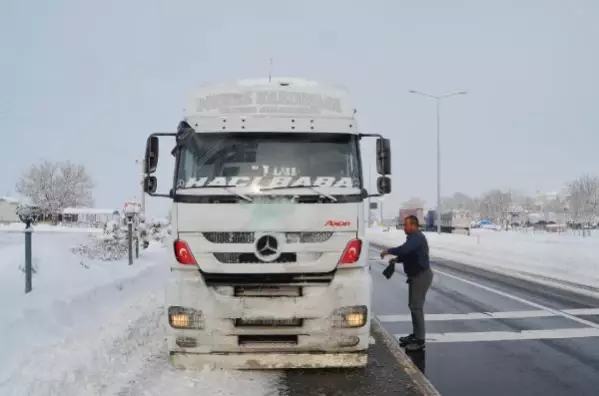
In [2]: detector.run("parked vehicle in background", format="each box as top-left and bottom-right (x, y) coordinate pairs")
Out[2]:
(439, 209), (472, 233)
(396, 208), (424, 229)
(425, 210), (437, 231)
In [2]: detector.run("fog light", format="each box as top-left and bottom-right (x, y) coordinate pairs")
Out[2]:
(176, 336), (198, 348)
(345, 313), (366, 328)
(331, 305), (368, 328)
(338, 335), (360, 347)
(171, 314), (190, 328)
(168, 306), (204, 329)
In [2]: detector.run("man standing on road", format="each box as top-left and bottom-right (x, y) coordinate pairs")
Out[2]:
(380, 215), (434, 351)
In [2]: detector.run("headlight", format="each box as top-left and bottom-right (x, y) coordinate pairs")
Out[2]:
(331, 305), (368, 328)
(168, 306), (204, 329)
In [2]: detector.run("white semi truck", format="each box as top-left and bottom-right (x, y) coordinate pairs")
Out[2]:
(142, 77), (392, 369)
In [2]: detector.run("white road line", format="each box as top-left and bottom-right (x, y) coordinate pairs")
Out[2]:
(564, 308), (599, 316)
(377, 308), (599, 323)
(378, 310), (553, 322)
(433, 268), (599, 330)
(393, 328), (599, 343)
(369, 336), (376, 345)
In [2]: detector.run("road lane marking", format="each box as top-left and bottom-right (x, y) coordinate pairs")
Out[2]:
(369, 336), (376, 345)
(430, 268), (599, 330)
(393, 327), (599, 343)
(377, 308), (599, 322)
(564, 308), (599, 316)
(369, 246), (599, 329)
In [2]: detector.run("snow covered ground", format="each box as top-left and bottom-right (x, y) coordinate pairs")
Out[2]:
(0, 230), (283, 395)
(0, 222), (103, 233)
(367, 228), (599, 298)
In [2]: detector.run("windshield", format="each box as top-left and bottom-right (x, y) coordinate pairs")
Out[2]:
(175, 132), (362, 192)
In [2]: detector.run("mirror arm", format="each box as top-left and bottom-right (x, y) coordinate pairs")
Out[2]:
(147, 192), (171, 198)
(150, 132), (178, 138)
(359, 133), (383, 139)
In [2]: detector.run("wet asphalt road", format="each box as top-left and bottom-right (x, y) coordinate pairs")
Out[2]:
(283, 326), (424, 396)
(369, 247), (599, 396)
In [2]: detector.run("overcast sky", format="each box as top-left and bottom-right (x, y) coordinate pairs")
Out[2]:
(2, 0), (598, 217)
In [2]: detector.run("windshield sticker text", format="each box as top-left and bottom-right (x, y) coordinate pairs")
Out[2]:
(251, 165), (298, 177)
(180, 176), (356, 189)
(195, 91), (343, 115)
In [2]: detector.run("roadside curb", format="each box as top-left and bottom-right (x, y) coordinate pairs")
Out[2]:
(371, 317), (442, 396)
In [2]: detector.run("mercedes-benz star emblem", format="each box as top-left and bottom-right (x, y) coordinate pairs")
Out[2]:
(255, 235), (280, 262)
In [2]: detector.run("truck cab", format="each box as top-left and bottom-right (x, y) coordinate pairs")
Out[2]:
(143, 77), (392, 369)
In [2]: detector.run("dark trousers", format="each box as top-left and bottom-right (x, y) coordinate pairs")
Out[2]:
(408, 268), (434, 340)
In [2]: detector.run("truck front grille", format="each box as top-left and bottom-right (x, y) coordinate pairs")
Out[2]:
(203, 232), (333, 244)
(213, 252), (297, 264)
(234, 318), (303, 328)
(238, 335), (298, 346)
(203, 232), (255, 244)
(201, 270), (335, 286)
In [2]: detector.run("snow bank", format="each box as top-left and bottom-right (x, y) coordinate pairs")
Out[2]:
(0, 232), (282, 395)
(367, 228), (599, 296)
(0, 232), (168, 371)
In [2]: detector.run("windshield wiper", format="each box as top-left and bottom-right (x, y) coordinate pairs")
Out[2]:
(258, 185), (338, 202)
(178, 185), (253, 203)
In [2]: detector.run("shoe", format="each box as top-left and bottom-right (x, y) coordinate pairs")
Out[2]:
(404, 338), (426, 351)
(399, 334), (416, 346)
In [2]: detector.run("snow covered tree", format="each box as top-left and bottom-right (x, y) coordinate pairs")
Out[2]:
(479, 189), (512, 228)
(442, 192), (475, 211)
(401, 197), (426, 209)
(15, 160), (94, 219)
(566, 174), (599, 234)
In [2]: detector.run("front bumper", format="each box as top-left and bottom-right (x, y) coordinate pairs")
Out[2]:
(170, 350), (368, 370)
(165, 266), (373, 361)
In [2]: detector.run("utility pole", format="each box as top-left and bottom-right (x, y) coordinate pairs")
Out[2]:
(409, 89), (468, 234)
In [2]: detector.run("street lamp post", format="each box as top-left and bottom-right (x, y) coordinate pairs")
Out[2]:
(409, 90), (467, 234)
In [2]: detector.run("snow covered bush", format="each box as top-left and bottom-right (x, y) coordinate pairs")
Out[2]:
(70, 217), (172, 261)
(146, 217), (171, 245)
(71, 220), (130, 261)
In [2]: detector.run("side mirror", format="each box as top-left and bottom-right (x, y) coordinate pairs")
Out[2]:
(144, 175), (157, 194)
(145, 136), (159, 174)
(377, 176), (391, 195)
(376, 138), (391, 175)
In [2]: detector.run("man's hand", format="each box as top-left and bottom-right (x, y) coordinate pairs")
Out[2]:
(379, 248), (389, 259)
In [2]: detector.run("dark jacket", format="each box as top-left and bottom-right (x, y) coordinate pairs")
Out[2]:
(387, 231), (430, 277)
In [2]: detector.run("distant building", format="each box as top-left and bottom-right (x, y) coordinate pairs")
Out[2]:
(0, 197), (19, 223)
(62, 207), (118, 227)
